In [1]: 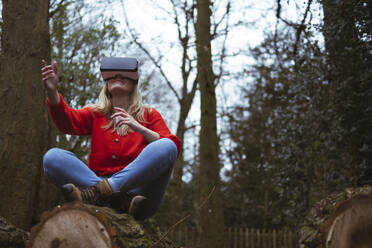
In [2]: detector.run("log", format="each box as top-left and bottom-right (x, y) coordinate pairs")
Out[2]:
(299, 186), (372, 248)
(319, 195), (372, 248)
(0, 216), (29, 248)
(26, 202), (175, 248)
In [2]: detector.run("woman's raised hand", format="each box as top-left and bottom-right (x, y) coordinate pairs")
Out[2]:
(41, 60), (59, 91)
(41, 60), (60, 105)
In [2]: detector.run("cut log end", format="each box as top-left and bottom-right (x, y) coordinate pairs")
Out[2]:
(319, 195), (372, 248)
(26, 202), (117, 248)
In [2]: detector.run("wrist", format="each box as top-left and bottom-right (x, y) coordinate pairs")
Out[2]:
(46, 89), (60, 105)
(135, 123), (146, 134)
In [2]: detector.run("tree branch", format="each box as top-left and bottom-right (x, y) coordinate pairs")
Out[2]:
(293, 0), (313, 56)
(276, 0), (313, 56)
(49, 0), (68, 18)
(120, 0), (181, 101)
(211, 1), (230, 40)
(147, 0), (174, 17)
(214, 1), (231, 87)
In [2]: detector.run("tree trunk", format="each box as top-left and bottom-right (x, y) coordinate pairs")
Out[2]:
(299, 186), (372, 248)
(26, 202), (175, 248)
(195, 0), (225, 247)
(170, 95), (195, 221)
(170, 120), (186, 220)
(0, 0), (60, 230)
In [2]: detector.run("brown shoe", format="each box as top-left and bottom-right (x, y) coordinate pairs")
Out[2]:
(110, 192), (151, 220)
(128, 195), (151, 220)
(62, 179), (113, 206)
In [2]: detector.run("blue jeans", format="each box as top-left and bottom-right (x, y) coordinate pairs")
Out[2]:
(43, 138), (177, 216)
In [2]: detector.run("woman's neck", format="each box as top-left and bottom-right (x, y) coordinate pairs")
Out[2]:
(112, 96), (131, 111)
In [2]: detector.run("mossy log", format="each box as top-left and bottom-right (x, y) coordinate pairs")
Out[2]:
(299, 186), (372, 248)
(26, 202), (175, 248)
(0, 216), (29, 248)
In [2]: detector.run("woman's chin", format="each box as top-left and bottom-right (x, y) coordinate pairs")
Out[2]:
(109, 87), (132, 97)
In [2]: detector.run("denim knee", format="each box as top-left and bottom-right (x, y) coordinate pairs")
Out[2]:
(43, 147), (66, 174)
(155, 138), (178, 164)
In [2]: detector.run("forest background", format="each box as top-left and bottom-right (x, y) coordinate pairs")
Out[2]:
(0, 0), (370, 247)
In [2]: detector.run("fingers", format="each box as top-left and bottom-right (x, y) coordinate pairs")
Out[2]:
(52, 61), (58, 75)
(116, 119), (128, 128)
(113, 115), (130, 124)
(42, 70), (54, 77)
(111, 108), (136, 129)
(41, 59), (51, 71)
(41, 60), (57, 73)
(111, 111), (129, 119)
(41, 64), (51, 72)
(41, 66), (55, 81)
(111, 107), (129, 120)
(113, 112), (132, 127)
(42, 74), (55, 82)
(116, 117), (135, 127)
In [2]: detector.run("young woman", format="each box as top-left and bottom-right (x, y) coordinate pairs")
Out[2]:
(41, 58), (181, 220)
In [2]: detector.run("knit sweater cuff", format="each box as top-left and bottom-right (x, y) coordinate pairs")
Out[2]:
(46, 93), (64, 110)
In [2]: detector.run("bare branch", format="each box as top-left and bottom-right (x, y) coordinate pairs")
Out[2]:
(276, 0), (313, 56)
(293, 0), (313, 56)
(191, 0), (197, 32)
(214, 1), (231, 87)
(276, 0), (300, 28)
(170, 0), (183, 42)
(147, 0), (174, 17)
(50, 0), (58, 9)
(49, 0), (68, 18)
(185, 123), (199, 131)
(211, 1), (231, 40)
(120, 0), (181, 101)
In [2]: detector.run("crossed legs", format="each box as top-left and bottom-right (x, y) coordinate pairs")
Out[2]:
(43, 138), (177, 218)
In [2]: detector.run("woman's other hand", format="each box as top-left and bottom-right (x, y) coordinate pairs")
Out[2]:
(111, 107), (142, 133)
(111, 107), (160, 142)
(41, 60), (60, 105)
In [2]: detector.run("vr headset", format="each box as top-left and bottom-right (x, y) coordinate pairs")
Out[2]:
(100, 57), (139, 83)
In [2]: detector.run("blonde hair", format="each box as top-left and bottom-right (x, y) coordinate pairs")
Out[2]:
(87, 82), (151, 136)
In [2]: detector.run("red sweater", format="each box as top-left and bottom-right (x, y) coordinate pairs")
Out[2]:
(47, 94), (181, 176)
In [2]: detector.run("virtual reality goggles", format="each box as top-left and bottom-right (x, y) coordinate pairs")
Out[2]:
(100, 57), (139, 83)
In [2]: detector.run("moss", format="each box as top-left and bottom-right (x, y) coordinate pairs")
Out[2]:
(88, 205), (175, 248)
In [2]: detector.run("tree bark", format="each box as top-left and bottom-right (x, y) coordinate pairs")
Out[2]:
(171, 91), (196, 220)
(0, 0), (60, 230)
(195, 0), (225, 247)
(26, 202), (175, 248)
